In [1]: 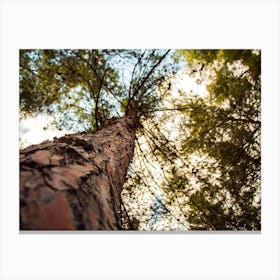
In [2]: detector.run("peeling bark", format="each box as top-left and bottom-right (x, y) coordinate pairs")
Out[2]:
(20, 112), (137, 230)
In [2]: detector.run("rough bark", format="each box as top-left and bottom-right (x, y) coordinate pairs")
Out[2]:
(20, 110), (138, 230)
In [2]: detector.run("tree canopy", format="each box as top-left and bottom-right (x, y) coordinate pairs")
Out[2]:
(20, 49), (261, 230)
(180, 50), (261, 230)
(20, 49), (176, 131)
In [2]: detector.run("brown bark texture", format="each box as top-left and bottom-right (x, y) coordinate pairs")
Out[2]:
(20, 111), (137, 230)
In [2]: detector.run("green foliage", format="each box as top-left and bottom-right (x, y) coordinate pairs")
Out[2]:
(120, 98), (129, 113)
(20, 49), (178, 133)
(174, 49), (261, 230)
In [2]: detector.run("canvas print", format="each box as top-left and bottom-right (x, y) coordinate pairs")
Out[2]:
(19, 49), (261, 231)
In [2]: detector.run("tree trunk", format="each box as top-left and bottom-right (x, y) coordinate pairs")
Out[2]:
(20, 110), (138, 230)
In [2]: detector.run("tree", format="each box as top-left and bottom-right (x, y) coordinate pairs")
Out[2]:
(162, 49), (261, 230)
(20, 109), (137, 230)
(20, 49), (178, 230)
(20, 49), (261, 231)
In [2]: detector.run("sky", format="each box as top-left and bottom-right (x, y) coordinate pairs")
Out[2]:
(19, 113), (74, 148)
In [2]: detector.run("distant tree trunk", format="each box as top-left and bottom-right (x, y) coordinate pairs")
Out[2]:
(20, 109), (138, 230)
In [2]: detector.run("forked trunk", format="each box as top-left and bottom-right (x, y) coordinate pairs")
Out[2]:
(20, 111), (137, 230)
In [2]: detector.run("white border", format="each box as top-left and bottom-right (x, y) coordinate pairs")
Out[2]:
(1, 1), (279, 279)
